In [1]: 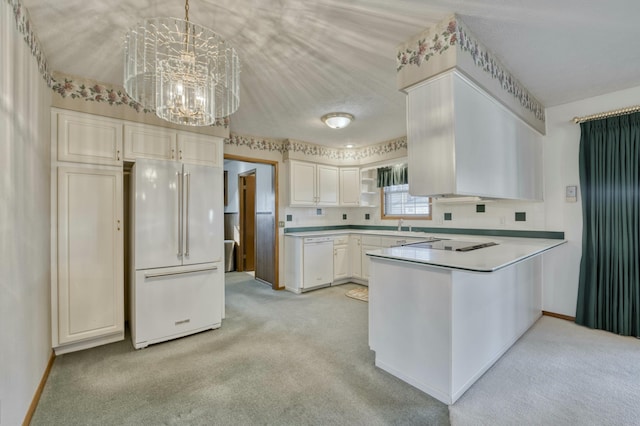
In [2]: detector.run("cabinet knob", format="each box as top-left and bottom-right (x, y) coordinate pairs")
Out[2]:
(171, 148), (175, 159)
(116, 150), (120, 161)
(117, 219), (121, 231)
(179, 150), (183, 160)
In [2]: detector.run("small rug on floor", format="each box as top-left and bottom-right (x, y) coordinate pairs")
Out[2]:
(346, 287), (368, 302)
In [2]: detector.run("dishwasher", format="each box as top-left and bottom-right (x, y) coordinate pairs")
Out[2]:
(303, 236), (334, 291)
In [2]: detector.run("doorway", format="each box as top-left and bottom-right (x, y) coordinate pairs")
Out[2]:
(238, 170), (256, 272)
(224, 155), (279, 289)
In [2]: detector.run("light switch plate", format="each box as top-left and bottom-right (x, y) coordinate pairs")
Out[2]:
(566, 185), (578, 203)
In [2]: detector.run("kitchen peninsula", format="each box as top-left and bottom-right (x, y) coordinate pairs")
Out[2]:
(367, 237), (565, 405)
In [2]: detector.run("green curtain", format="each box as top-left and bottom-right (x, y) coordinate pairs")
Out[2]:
(376, 164), (408, 188)
(576, 112), (640, 336)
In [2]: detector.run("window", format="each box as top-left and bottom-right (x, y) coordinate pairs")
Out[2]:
(381, 184), (431, 219)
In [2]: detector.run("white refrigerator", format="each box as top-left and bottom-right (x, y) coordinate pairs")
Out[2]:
(130, 158), (224, 349)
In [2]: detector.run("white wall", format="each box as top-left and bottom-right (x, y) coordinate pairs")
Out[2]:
(224, 160), (274, 213)
(541, 84), (640, 317)
(0, 2), (52, 424)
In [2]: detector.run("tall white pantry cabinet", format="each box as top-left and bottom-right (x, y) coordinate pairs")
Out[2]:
(50, 109), (223, 354)
(51, 109), (125, 354)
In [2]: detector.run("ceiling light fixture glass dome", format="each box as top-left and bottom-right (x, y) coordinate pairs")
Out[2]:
(321, 112), (354, 129)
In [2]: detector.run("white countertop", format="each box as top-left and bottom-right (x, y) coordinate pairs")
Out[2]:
(284, 229), (566, 272)
(367, 237), (566, 272)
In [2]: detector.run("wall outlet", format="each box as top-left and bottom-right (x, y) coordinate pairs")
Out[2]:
(476, 204), (486, 213)
(444, 212), (452, 221)
(342, 214), (347, 220)
(286, 214), (292, 222)
(365, 213), (370, 220)
(316, 208), (323, 216)
(515, 212), (526, 222)
(278, 221), (285, 228)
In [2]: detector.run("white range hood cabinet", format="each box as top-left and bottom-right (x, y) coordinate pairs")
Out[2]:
(406, 70), (543, 201)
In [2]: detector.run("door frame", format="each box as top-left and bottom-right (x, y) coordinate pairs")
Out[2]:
(224, 154), (281, 290)
(238, 169), (257, 272)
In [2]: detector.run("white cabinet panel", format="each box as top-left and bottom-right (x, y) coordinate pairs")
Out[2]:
(361, 244), (379, 281)
(124, 123), (176, 161)
(289, 161), (317, 205)
(57, 167), (123, 344)
(177, 133), (222, 167)
(334, 244), (349, 280)
(288, 160), (339, 206)
(56, 110), (123, 166)
(407, 70), (542, 201)
(317, 165), (339, 206)
(349, 235), (362, 279)
(339, 167), (360, 206)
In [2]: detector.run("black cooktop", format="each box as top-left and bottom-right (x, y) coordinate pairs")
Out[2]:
(405, 240), (498, 252)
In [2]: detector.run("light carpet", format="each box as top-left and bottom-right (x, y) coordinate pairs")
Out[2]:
(449, 316), (640, 426)
(345, 287), (368, 302)
(32, 273), (448, 425)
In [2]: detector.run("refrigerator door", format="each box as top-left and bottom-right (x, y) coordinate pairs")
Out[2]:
(182, 163), (223, 265)
(134, 159), (183, 270)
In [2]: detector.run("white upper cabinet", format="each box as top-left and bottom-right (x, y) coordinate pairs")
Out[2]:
(177, 132), (222, 167)
(289, 161), (317, 205)
(123, 123), (222, 167)
(406, 70), (543, 201)
(124, 123), (177, 161)
(55, 110), (123, 166)
(339, 167), (360, 206)
(316, 164), (339, 206)
(289, 160), (339, 206)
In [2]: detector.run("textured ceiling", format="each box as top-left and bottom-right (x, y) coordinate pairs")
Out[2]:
(20, 0), (640, 147)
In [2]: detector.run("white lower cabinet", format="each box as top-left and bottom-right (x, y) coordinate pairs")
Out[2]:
(285, 232), (421, 292)
(349, 235), (363, 279)
(54, 166), (124, 353)
(333, 236), (350, 281)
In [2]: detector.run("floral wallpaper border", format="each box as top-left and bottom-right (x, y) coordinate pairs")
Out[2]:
(396, 16), (545, 123)
(225, 134), (407, 162)
(6, 0), (228, 128)
(396, 19), (457, 72)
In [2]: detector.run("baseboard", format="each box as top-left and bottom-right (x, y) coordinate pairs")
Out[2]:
(22, 349), (55, 426)
(542, 310), (575, 322)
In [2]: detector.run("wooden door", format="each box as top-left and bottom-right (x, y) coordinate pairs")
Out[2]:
(239, 172), (256, 271)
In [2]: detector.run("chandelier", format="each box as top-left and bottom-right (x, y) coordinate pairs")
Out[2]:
(123, 0), (240, 126)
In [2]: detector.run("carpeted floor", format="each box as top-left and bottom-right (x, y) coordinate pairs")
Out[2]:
(449, 316), (640, 425)
(31, 273), (448, 425)
(31, 273), (640, 425)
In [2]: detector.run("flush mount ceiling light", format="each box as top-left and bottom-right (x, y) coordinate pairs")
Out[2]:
(124, 0), (240, 126)
(321, 112), (354, 129)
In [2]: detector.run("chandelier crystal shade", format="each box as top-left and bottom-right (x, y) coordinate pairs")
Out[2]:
(124, 4), (240, 126)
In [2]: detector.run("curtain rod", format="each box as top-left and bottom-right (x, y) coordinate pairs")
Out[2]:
(572, 105), (640, 124)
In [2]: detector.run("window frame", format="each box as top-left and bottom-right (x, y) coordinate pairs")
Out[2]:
(380, 184), (432, 221)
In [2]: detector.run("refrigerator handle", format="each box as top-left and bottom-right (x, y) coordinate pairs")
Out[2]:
(177, 171), (183, 257)
(185, 172), (191, 257)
